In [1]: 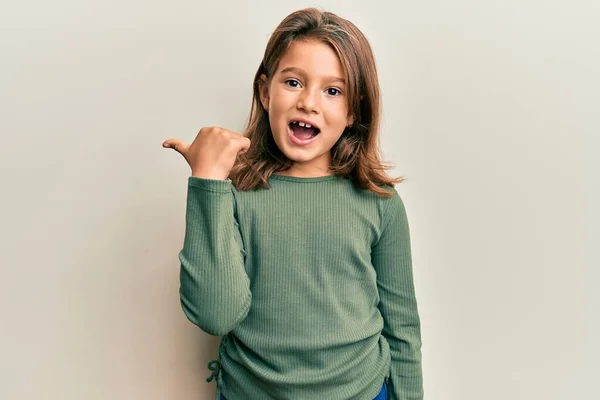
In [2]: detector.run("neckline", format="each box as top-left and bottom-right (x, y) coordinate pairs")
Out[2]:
(269, 174), (342, 183)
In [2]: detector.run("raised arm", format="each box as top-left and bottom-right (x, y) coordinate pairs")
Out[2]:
(178, 176), (251, 336)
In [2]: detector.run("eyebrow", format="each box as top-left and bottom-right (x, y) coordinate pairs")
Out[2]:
(280, 66), (345, 85)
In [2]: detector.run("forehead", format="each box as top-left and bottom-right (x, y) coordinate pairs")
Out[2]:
(275, 40), (345, 81)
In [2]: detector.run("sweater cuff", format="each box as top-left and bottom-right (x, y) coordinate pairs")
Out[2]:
(188, 176), (232, 193)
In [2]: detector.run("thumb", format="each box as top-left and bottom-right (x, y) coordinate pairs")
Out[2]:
(162, 139), (189, 156)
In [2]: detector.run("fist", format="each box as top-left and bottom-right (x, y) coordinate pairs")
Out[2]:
(162, 126), (251, 180)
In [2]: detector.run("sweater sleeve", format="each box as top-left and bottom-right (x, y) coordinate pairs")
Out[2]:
(178, 176), (252, 336)
(371, 190), (424, 400)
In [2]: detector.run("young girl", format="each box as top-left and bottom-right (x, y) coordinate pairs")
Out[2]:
(163, 8), (423, 400)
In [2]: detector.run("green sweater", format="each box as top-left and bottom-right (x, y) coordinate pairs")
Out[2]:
(178, 174), (423, 400)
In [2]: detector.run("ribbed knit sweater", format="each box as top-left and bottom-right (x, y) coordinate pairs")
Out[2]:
(178, 174), (423, 400)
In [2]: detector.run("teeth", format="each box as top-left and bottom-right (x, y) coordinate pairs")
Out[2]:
(293, 121), (313, 129)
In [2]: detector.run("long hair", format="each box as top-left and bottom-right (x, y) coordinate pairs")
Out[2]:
(229, 7), (404, 196)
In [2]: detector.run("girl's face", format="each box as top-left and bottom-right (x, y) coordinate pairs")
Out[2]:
(259, 39), (355, 178)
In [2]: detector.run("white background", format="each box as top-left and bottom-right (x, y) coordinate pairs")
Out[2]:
(1, 0), (597, 399)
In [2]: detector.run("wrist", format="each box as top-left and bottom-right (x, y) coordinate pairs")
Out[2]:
(191, 169), (229, 181)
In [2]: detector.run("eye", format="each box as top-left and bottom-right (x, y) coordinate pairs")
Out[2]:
(284, 79), (301, 88)
(284, 79), (342, 96)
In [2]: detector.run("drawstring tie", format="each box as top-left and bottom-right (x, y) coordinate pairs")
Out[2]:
(206, 359), (223, 388)
(207, 335), (228, 394)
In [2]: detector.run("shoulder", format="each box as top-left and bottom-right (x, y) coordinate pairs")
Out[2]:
(368, 183), (403, 207)
(374, 185), (409, 231)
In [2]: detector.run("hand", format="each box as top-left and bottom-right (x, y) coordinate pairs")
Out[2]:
(163, 126), (251, 180)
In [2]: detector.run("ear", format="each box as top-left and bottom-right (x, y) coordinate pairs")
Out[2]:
(347, 96), (362, 127)
(258, 73), (270, 112)
(347, 114), (355, 127)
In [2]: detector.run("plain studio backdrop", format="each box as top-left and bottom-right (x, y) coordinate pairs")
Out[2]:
(0, 0), (597, 399)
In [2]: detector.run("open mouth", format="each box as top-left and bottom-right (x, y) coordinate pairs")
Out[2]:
(289, 120), (320, 140)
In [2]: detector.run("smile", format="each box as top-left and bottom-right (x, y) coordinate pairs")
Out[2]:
(288, 122), (320, 146)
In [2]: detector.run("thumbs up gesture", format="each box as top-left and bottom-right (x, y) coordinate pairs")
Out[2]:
(163, 126), (251, 180)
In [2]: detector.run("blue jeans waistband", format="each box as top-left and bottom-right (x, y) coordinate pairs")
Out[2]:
(220, 380), (387, 400)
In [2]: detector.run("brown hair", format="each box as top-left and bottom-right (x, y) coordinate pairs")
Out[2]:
(229, 7), (404, 197)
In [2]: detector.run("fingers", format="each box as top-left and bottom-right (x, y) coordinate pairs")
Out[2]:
(162, 139), (188, 156)
(235, 136), (252, 153)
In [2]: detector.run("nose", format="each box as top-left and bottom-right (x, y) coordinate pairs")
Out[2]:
(297, 87), (320, 113)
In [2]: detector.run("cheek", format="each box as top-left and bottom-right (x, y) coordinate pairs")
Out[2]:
(270, 89), (292, 108)
(270, 98), (296, 123)
(326, 104), (350, 125)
